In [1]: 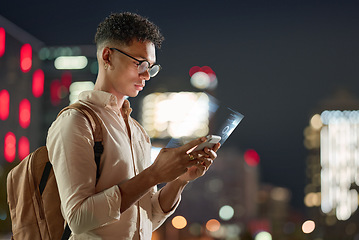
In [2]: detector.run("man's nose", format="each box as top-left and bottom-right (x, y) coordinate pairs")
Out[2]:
(140, 70), (151, 81)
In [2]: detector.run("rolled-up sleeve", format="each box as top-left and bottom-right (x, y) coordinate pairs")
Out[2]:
(150, 188), (181, 231)
(46, 109), (122, 234)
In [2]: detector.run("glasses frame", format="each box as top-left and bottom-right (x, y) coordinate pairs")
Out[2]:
(109, 47), (161, 77)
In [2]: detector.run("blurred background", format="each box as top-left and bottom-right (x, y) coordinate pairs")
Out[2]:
(1, 0), (359, 239)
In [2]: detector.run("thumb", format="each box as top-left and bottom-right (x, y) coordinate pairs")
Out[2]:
(180, 137), (206, 153)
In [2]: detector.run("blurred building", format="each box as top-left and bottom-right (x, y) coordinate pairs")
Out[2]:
(0, 15), (45, 235)
(304, 89), (359, 240)
(0, 13), (311, 240)
(150, 146), (260, 240)
(0, 15), (97, 237)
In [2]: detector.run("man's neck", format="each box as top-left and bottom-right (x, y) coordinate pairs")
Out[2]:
(94, 76), (126, 111)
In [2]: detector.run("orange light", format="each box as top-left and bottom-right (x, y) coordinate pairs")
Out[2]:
(206, 219), (220, 232)
(0, 89), (10, 120)
(32, 69), (45, 97)
(18, 136), (29, 160)
(4, 132), (16, 162)
(302, 220), (315, 234)
(0, 28), (5, 57)
(20, 43), (32, 72)
(172, 216), (187, 229)
(19, 99), (31, 128)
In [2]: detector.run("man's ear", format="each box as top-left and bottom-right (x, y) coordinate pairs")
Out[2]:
(102, 47), (111, 65)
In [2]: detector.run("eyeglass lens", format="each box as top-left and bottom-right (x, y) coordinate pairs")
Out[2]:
(138, 62), (160, 77)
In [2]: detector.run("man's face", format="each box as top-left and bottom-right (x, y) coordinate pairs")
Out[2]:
(105, 39), (156, 100)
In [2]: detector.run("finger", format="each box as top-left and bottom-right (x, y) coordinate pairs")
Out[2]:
(198, 157), (213, 168)
(212, 143), (221, 152)
(204, 148), (217, 160)
(181, 137), (206, 153)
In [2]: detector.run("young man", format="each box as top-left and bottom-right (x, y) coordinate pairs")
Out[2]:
(46, 12), (220, 239)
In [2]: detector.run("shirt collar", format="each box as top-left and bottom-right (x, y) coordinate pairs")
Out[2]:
(78, 90), (132, 116)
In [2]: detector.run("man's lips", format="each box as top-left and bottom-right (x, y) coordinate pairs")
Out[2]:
(135, 83), (144, 90)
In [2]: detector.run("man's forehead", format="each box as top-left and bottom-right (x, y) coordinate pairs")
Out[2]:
(127, 40), (156, 62)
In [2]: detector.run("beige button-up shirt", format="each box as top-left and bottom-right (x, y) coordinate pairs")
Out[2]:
(46, 90), (179, 240)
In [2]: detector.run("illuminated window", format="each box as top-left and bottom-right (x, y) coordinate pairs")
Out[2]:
(141, 92), (210, 138)
(4, 132), (16, 162)
(19, 99), (31, 128)
(320, 110), (359, 220)
(32, 69), (44, 97)
(0, 89), (10, 120)
(0, 27), (5, 57)
(20, 43), (32, 72)
(54, 56), (88, 69)
(18, 136), (30, 160)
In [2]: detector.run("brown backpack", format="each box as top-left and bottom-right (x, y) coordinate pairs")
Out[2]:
(6, 103), (103, 240)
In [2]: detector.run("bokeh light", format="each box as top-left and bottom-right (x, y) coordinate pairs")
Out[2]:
(0, 27), (5, 57)
(244, 149), (260, 166)
(206, 219), (221, 232)
(20, 43), (32, 72)
(32, 69), (45, 98)
(18, 136), (29, 160)
(4, 132), (16, 163)
(172, 216), (187, 229)
(0, 89), (10, 120)
(219, 205), (234, 221)
(302, 220), (315, 234)
(189, 66), (218, 90)
(255, 231), (272, 240)
(19, 99), (31, 129)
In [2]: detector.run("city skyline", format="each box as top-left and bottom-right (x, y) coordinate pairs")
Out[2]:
(1, 0), (359, 213)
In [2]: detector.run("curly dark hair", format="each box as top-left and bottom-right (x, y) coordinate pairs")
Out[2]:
(95, 12), (164, 49)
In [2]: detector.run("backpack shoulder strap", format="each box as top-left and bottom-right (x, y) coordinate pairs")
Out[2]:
(57, 102), (104, 180)
(56, 103), (104, 240)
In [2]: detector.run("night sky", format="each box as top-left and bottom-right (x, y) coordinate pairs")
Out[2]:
(2, 0), (359, 210)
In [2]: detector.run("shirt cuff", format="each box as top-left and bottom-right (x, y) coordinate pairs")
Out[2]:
(104, 185), (122, 220)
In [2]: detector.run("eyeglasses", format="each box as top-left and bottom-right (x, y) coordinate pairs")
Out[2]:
(110, 47), (161, 77)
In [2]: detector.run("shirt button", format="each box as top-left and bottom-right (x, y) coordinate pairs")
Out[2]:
(135, 169), (139, 174)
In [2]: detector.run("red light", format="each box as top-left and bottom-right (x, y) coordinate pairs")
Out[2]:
(189, 66), (216, 76)
(19, 99), (31, 128)
(244, 149), (260, 167)
(61, 71), (72, 91)
(201, 66), (215, 75)
(20, 43), (32, 72)
(18, 136), (30, 160)
(50, 80), (62, 106)
(32, 69), (44, 97)
(0, 89), (10, 120)
(0, 28), (5, 57)
(189, 66), (201, 77)
(4, 132), (16, 162)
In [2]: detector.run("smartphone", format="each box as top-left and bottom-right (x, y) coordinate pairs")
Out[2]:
(192, 135), (221, 151)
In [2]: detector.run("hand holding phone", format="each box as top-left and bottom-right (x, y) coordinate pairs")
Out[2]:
(192, 135), (221, 152)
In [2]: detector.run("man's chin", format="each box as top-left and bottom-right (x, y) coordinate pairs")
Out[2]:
(128, 91), (140, 98)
